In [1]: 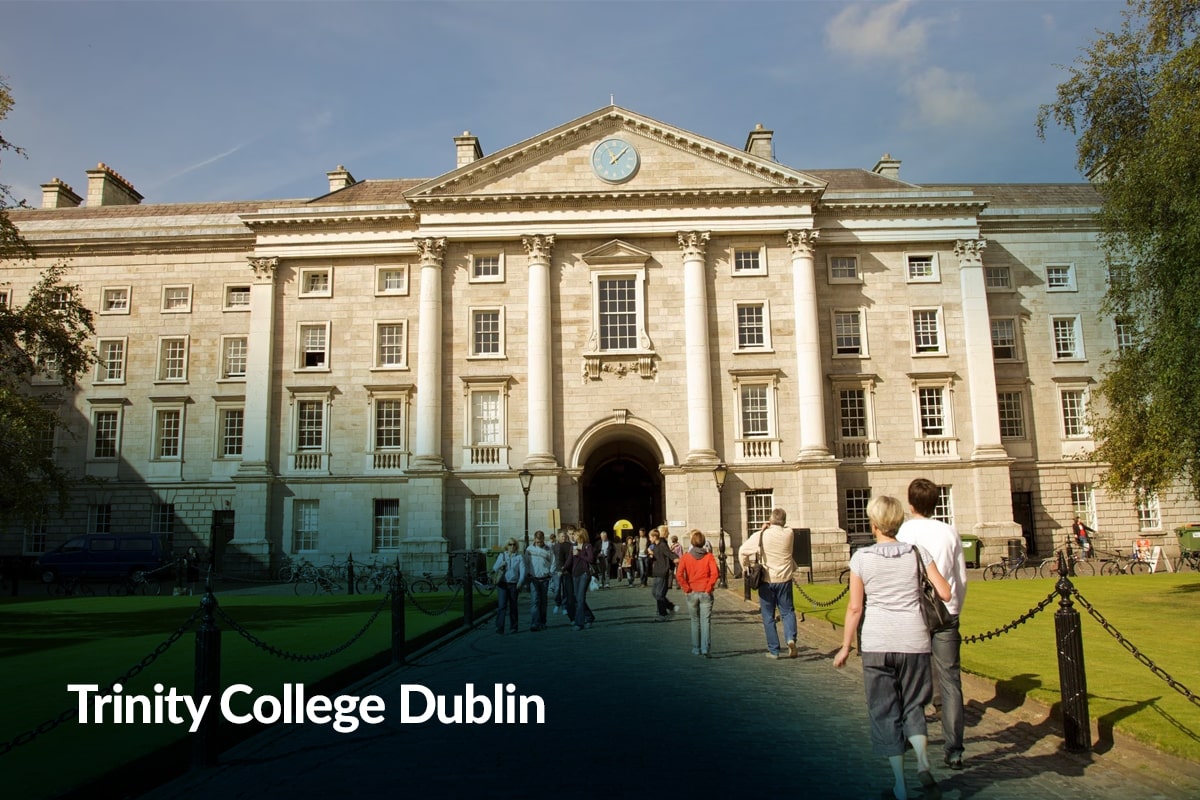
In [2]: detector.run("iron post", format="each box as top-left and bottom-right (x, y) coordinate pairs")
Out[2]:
(1054, 548), (1092, 752)
(192, 568), (221, 769)
(713, 463), (728, 588)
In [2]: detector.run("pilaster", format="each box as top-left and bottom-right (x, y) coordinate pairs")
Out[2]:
(522, 234), (558, 468)
(787, 230), (831, 460)
(678, 231), (718, 464)
(412, 237), (447, 471)
(955, 239), (1006, 459)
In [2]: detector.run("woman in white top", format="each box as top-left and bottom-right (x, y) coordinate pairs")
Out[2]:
(834, 495), (951, 800)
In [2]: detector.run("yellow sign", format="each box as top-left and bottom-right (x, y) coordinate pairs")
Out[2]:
(613, 519), (633, 537)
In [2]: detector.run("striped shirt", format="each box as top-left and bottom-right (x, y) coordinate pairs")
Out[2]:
(849, 541), (933, 654)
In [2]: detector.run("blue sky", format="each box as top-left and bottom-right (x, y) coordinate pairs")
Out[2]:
(1, 0), (1124, 206)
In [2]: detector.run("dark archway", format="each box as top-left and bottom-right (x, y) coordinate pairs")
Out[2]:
(580, 440), (662, 542)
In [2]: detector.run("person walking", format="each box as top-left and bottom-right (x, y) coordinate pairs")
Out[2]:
(553, 529), (575, 618)
(738, 508), (798, 658)
(897, 478), (969, 771)
(649, 526), (679, 620)
(636, 528), (652, 587)
(525, 530), (553, 632)
(1071, 514), (1096, 559)
(595, 531), (613, 588)
(566, 528), (596, 630)
(834, 495), (952, 800)
(492, 538), (526, 635)
(668, 534), (683, 588)
(676, 529), (719, 657)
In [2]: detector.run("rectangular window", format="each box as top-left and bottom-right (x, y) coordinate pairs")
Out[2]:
(96, 339), (126, 383)
(1061, 389), (1088, 438)
(991, 318), (1018, 360)
(0, 289), (8, 309)
(918, 387), (945, 437)
(299, 324), (328, 369)
(24, 516), (47, 555)
(93, 410), (120, 459)
(740, 385), (770, 437)
(220, 408), (244, 458)
(155, 409), (182, 459)
(471, 390), (501, 445)
(839, 389), (867, 439)
(224, 285), (251, 310)
(829, 255), (859, 282)
(845, 488), (872, 536)
(1071, 483), (1096, 529)
(222, 336), (247, 379)
(736, 303), (766, 349)
(598, 277), (637, 350)
(912, 309), (943, 354)
(471, 310), (502, 356)
(1046, 263), (1076, 291)
(101, 287), (130, 314)
(376, 322), (407, 367)
(745, 490), (773, 534)
(375, 399), (404, 449)
(89, 503), (113, 534)
(293, 500), (319, 551)
(733, 247), (763, 274)
(296, 400), (324, 450)
(834, 310), (864, 356)
(473, 496), (500, 551)
(1052, 316), (1084, 359)
(1137, 491), (1161, 531)
(933, 486), (954, 525)
(906, 254), (938, 282)
(376, 266), (409, 295)
(161, 285), (192, 312)
(1114, 318), (1136, 352)
(299, 268), (332, 297)
(158, 337), (189, 381)
(151, 503), (176, 538)
(471, 253), (502, 282)
(997, 391), (1026, 440)
(985, 266), (1011, 290)
(374, 499), (403, 550)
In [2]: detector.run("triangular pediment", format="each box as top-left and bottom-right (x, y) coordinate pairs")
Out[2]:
(405, 106), (825, 205)
(580, 239), (653, 267)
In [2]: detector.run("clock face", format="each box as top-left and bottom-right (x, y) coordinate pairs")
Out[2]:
(591, 137), (640, 183)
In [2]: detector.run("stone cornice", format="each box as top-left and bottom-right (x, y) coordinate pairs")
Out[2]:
(817, 193), (989, 215)
(406, 186), (823, 211)
(240, 206), (416, 232)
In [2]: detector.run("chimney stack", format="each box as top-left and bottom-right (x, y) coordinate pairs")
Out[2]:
(871, 153), (901, 180)
(326, 165), (356, 193)
(744, 123), (774, 161)
(85, 163), (143, 206)
(41, 178), (82, 209)
(455, 131), (483, 168)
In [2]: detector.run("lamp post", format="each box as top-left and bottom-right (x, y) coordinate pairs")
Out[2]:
(519, 469), (533, 550)
(713, 462), (728, 588)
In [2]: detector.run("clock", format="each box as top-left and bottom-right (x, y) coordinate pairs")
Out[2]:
(591, 137), (640, 183)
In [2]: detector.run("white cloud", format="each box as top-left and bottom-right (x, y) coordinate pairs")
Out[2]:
(825, 0), (929, 65)
(901, 67), (991, 128)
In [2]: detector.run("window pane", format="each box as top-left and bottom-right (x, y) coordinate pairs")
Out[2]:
(293, 500), (319, 551)
(913, 310), (941, 353)
(745, 490), (773, 533)
(740, 385), (769, 437)
(474, 496), (500, 550)
(297, 400), (324, 450)
(1061, 390), (1086, 437)
(374, 499), (403, 550)
(734, 249), (760, 272)
(226, 286), (250, 307)
(839, 389), (867, 438)
(473, 255), (500, 279)
(835, 311), (862, 355)
(221, 409), (244, 457)
(164, 287), (190, 309)
(997, 392), (1025, 439)
(472, 391), (501, 444)
(1047, 265), (1072, 289)
(301, 325), (327, 368)
(1070, 483), (1095, 528)
(845, 488), (872, 535)
(473, 311), (500, 355)
(991, 318), (1017, 360)
(737, 304), (765, 348)
(375, 399), (403, 448)
(378, 324), (405, 366)
(907, 255), (934, 280)
(103, 288), (128, 311)
(830, 256), (858, 280)
(598, 277), (637, 350)
(94, 411), (119, 458)
(918, 387), (944, 436)
(99, 340), (125, 381)
(985, 266), (1010, 289)
(156, 410), (181, 458)
(1053, 318), (1078, 358)
(223, 337), (247, 378)
(160, 339), (186, 380)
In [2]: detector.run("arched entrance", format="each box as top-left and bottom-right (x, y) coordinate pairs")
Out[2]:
(580, 441), (663, 542)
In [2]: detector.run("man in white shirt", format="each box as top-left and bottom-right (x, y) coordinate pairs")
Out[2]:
(897, 478), (969, 771)
(738, 507), (798, 659)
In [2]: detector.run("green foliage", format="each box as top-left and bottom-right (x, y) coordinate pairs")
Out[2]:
(1, 75), (32, 259)
(1038, 1), (1200, 497)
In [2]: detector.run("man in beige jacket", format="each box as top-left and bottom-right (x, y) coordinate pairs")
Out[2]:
(738, 507), (798, 658)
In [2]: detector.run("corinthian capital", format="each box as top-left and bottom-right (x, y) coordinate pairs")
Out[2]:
(953, 238), (987, 265)
(248, 256), (278, 283)
(785, 229), (819, 257)
(415, 237), (447, 268)
(677, 231), (710, 260)
(521, 234), (556, 262)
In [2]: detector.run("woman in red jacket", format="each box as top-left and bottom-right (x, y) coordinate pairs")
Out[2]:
(676, 529), (720, 657)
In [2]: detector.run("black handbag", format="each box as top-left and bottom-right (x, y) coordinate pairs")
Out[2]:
(914, 549), (952, 632)
(746, 534), (766, 590)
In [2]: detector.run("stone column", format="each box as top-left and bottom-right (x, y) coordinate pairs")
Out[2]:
(522, 234), (557, 468)
(786, 230), (830, 459)
(678, 231), (718, 464)
(411, 237), (447, 470)
(955, 239), (1006, 458)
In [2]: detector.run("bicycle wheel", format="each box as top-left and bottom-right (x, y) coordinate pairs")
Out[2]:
(277, 564), (294, 582)
(1128, 561), (1151, 575)
(107, 581), (130, 596)
(1038, 559), (1059, 579)
(1071, 559), (1095, 577)
(1014, 563), (1039, 580)
(410, 579), (437, 593)
(982, 563), (1004, 581)
(1099, 560), (1118, 576)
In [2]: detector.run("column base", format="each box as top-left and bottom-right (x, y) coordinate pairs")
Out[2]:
(796, 447), (834, 462)
(971, 444), (1011, 460)
(684, 449), (720, 465)
(408, 456), (446, 472)
(522, 454), (559, 469)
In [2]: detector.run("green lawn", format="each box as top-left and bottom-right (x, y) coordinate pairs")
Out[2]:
(794, 572), (1200, 763)
(0, 589), (487, 799)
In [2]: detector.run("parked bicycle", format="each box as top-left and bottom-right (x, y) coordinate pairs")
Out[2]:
(1098, 547), (1152, 576)
(107, 569), (164, 596)
(1176, 549), (1200, 572)
(1037, 546), (1095, 578)
(983, 548), (1037, 580)
(47, 576), (96, 597)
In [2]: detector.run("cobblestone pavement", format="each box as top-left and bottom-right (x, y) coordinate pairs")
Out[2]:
(145, 583), (1200, 800)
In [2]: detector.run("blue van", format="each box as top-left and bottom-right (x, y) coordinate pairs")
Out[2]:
(37, 534), (167, 584)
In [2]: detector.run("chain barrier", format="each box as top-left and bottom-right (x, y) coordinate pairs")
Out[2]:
(961, 589), (1059, 644)
(405, 579), (468, 617)
(794, 582), (850, 608)
(215, 591), (391, 663)
(0, 606), (203, 758)
(1071, 588), (1200, 708)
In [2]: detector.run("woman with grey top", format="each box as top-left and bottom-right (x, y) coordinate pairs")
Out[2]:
(834, 495), (951, 800)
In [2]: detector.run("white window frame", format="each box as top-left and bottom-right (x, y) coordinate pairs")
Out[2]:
(1114, 317), (1137, 353)
(832, 308), (868, 358)
(469, 251), (505, 284)
(223, 284), (251, 311)
(367, 387), (411, 471)
(471, 496), (501, 550)
(833, 378), (878, 461)
(161, 284), (193, 313)
(844, 488), (872, 537)
(734, 301), (772, 352)
(469, 307), (506, 359)
(1060, 386), (1090, 439)
(0, 288), (9, 309)
(745, 490), (774, 534)
(88, 403), (124, 461)
(990, 317), (1021, 362)
(156, 336), (190, 382)
(292, 499), (320, 552)
(24, 515), (47, 555)
(905, 252), (940, 283)
(100, 286), (131, 315)
(297, 322), (331, 371)
(997, 390), (1027, 441)
(462, 377), (511, 469)
(827, 253), (861, 284)
(215, 403), (245, 460)
(1051, 315), (1085, 361)
(88, 503), (113, 534)
(151, 503), (176, 539)
(373, 498), (403, 551)
(730, 243), (767, 276)
(373, 320), (409, 369)
(910, 374), (958, 459)
(1046, 262), (1077, 292)
(298, 267), (333, 298)
(151, 403), (185, 461)
(95, 337), (127, 384)
(911, 307), (945, 356)
(730, 370), (781, 461)
(288, 389), (333, 472)
(1137, 490), (1161, 531)
(374, 264), (410, 296)
(933, 486), (955, 526)
(591, 269), (650, 354)
(1071, 483), (1097, 530)
(220, 335), (248, 381)
(984, 265), (1012, 292)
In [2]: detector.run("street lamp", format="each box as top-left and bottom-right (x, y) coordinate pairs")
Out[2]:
(519, 469), (533, 549)
(713, 462), (728, 588)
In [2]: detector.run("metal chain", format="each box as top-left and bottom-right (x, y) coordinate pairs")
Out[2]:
(794, 583), (850, 608)
(216, 592), (391, 663)
(961, 589), (1059, 644)
(405, 580), (467, 617)
(0, 606), (203, 758)
(1071, 588), (1200, 708)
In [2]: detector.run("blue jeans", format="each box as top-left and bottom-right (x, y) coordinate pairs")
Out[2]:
(638, 556), (651, 585)
(529, 577), (549, 629)
(758, 581), (797, 654)
(496, 581), (519, 633)
(572, 573), (594, 628)
(931, 615), (964, 759)
(686, 591), (713, 654)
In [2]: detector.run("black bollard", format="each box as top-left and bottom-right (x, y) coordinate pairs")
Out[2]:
(346, 552), (356, 595)
(1054, 548), (1092, 752)
(391, 557), (406, 666)
(718, 530), (728, 589)
(192, 568), (221, 769)
(462, 552), (474, 628)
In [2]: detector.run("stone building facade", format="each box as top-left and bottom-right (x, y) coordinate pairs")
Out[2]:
(6, 106), (1195, 576)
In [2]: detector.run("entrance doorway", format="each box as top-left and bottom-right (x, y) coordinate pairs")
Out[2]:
(580, 441), (662, 543)
(1012, 492), (1036, 555)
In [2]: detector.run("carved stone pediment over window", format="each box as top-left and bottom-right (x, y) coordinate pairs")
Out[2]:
(580, 239), (657, 381)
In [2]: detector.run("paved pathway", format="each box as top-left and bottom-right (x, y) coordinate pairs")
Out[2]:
(146, 583), (1200, 800)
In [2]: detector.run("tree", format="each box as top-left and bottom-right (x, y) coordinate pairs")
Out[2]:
(1038, 0), (1200, 498)
(1, 78), (97, 524)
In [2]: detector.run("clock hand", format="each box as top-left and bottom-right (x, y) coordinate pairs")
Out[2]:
(610, 146), (629, 165)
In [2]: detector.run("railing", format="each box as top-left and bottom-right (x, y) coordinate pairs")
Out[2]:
(464, 444), (506, 467)
(916, 436), (958, 459)
(838, 439), (877, 460)
(371, 451), (406, 470)
(738, 437), (779, 460)
(291, 451), (327, 471)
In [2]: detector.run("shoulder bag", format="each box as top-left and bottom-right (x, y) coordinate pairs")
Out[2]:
(746, 533), (766, 590)
(914, 549), (952, 632)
